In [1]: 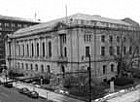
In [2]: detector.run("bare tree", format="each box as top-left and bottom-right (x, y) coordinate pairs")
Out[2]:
(113, 31), (140, 77)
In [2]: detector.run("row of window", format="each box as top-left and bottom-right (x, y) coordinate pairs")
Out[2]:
(101, 46), (134, 56)
(85, 45), (135, 57)
(84, 34), (92, 42)
(0, 22), (29, 28)
(80, 19), (130, 30)
(101, 35), (126, 43)
(60, 34), (66, 43)
(84, 34), (126, 43)
(102, 64), (115, 74)
(84, 34), (127, 43)
(17, 41), (52, 57)
(17, 63), (51, 73)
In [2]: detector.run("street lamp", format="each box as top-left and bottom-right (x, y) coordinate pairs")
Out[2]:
(87, 54), (92, 102)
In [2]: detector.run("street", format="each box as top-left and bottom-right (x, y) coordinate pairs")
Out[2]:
(0, 85), (49, 102)
(107, 88), (140, 102)
(13, 81), (85, 102)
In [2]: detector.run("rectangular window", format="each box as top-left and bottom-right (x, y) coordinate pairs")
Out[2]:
(103, 65), (106, 74)
(27, 44), (29, 56)
(85, 46), (90, 57)
(101, 35), (105, 42)
(101, 46), (105, 56)
(30, 64), (33, 70)
(124, 46), (126, 55)
(129, 46), (132, 54)
(42, 42), (45, 57)
(48, 42), (52, 57)
(22, 63), (24, 69)
(109, 36), (113, 43)
(89, 35), (92, 41)
(117, 36), (120, 42)
(84, 34), (92, 42)
(111, 64), (114, 72)
(109, 46), (114, 56)
(123, 37), (126, 42)
(60, 34), (66, 43)
(117, 46), (120, 55)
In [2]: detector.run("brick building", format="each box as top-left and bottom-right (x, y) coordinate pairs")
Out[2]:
(0, 15), (39, 65)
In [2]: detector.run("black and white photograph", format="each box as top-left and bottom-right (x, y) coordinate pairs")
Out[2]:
(0, 0), (140, 102)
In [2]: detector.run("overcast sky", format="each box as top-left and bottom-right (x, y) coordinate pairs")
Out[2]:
(0, 0), (140, 23)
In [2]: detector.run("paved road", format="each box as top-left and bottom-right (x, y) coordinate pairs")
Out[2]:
(107, 89), (140, 102)
(13, 82), (85, 102)
(0, 85), (50, 102)
(0, 77), (85, 102)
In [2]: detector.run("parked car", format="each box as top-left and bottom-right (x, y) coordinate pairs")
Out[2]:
(27, 91), (39, 98)
(3, 83), (13, 88)
(54, 89), (69, 95)
(34, 84), (41, 88)
(32, 81), (41, 88)
(19, 88), (30, 95)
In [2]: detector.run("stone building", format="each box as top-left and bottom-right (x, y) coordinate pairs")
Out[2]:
(5, 13), (140, 82)
(0, 15), (39, 65)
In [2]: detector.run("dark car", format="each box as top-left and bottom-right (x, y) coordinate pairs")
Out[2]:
(4, 83), (13, 88)
(27, 91), (39, 98)
(19, 88), (30, 95)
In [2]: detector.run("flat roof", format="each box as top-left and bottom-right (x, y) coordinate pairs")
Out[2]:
(11, 13), (137, 38)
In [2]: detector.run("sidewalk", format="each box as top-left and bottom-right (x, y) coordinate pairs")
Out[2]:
(0, 76), (85, 102)
(13, 81), (85, 102)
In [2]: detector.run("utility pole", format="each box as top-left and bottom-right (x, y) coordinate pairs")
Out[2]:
(88, 54), (92, 102)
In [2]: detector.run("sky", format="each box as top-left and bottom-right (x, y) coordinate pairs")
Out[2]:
(0, 0), (140, 23)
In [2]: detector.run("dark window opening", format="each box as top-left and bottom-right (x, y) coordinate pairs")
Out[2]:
(85, 46), (90, 57)
(42, 42), (45, 57)
(48, 42), (52, 57)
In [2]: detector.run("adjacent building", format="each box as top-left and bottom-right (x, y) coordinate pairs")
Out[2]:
(0, 15), (39, 65)
(5, 13), (140, 82)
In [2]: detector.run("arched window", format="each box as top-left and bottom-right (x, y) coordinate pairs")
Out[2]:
(18, 44), (20, 56)
(42, 42), (45, 57)
(27, 44), (29, 56)
(47, 65), (50, 73)
(37, 43), (39, 57)
(26, 63), (28, 70)
(22, 44), (24, 56)
(41, 65), (44, 72)
(64, 47), (67, 57)
(48, 42), (52, 57)
(32, 43), (34, 57)
(35, 64), (38, 71)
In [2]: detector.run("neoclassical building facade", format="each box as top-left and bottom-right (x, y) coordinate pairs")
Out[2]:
(5, 13), (140, 82)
